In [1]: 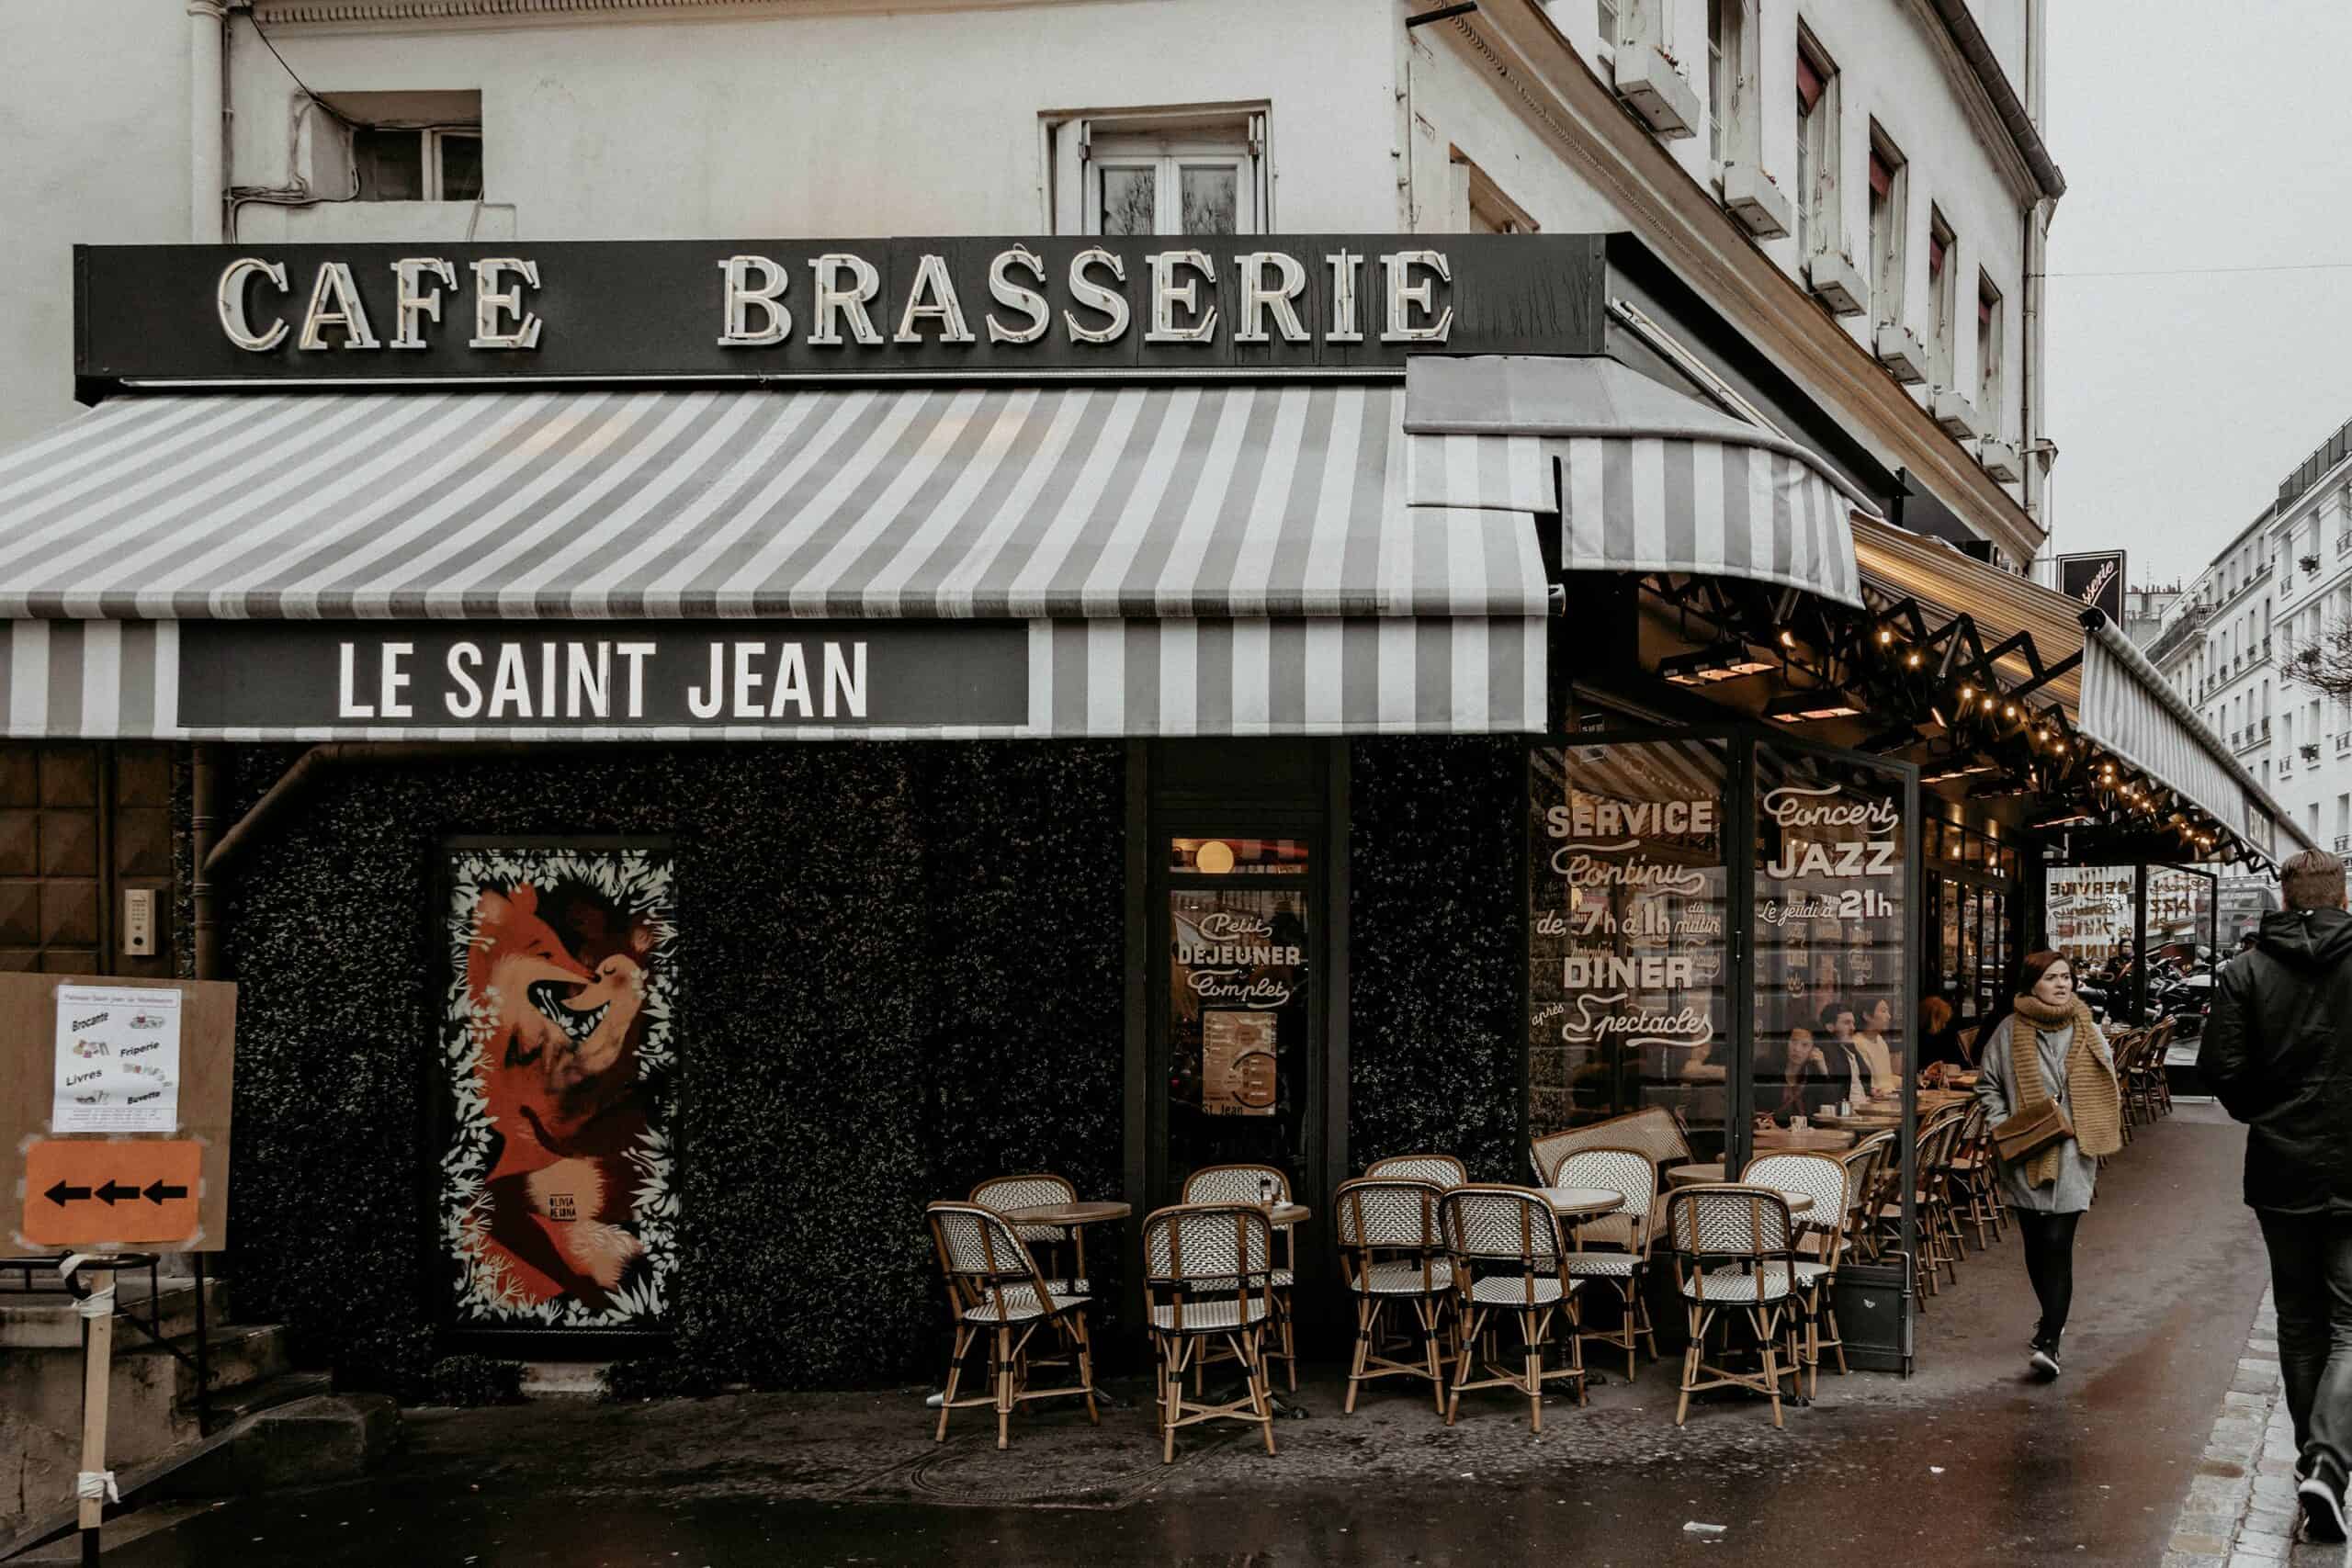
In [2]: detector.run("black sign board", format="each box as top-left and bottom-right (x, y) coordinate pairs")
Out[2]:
(175, 620), (1029, 731)
(75, 234), (1606, 392)
(2056, 550), (2127, 623)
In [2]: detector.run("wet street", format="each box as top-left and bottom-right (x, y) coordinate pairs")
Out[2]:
(51, 1106), (2292, 1566)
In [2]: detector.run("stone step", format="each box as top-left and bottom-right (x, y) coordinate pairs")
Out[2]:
(158, 1393), (398, 1497)
(0, 1275), (229, 1350)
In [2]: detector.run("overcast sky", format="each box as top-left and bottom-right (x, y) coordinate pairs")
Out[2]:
(2044, 0), (2352, 589)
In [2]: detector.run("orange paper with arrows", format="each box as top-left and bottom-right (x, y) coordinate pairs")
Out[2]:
(21, 1139), (202, 1246)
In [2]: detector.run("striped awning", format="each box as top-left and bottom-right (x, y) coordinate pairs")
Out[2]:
(1400, 355), (1871, 608)
(0, 383), (1548, 740)
(1855, 516), (2311, 861)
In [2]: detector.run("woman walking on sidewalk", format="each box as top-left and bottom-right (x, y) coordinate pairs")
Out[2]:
(1973, 951), (2124, 1381)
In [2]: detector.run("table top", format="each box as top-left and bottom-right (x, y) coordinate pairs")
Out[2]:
(1662, 1167), (1814, 1213)
(1544, 1186), (1623, 1220)
(1753, 1127), (1857, 1152)
(998, 1200), (1132, 1226)
(1813, 1111), (1903, 1132)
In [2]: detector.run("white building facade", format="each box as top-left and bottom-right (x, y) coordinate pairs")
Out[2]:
(2146, 417), (2352, 860)
(2, 0), (2058, 568)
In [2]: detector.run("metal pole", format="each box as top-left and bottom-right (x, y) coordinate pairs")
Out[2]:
(2133, 863), (2150, 1025)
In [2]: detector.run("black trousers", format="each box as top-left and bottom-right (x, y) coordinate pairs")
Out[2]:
(2014, 1210), (2081, 1342)
(2257, 1209), (2352, 1476)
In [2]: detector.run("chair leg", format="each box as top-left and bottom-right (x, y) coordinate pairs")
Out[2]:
(1281, 1296), (1297, 1394)
(1072, 1314), (1100, 1426)
(994, 1326), (1014, 1450)
(1421, 1298), (1447, 1416)
(1345, 1295), (1375, 1415)
(1445, 1305), (1481, 1426)
(1523, 1310), (1543, 1434)
(1159, 1336), (1182, 1464)
(936, 1324), (972, 1442)
(1756, 1309), (1783, 1429)
(1677, 1304), (1706, 1427)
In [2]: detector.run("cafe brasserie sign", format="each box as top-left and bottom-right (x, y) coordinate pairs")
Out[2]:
(74, 233), (1605, 388)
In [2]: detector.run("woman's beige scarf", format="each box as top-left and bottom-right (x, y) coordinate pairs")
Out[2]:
(2006, 991), (2122, 1187)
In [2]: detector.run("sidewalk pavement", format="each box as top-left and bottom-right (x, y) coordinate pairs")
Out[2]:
(60, 1104), (2278, 1565)
(2168, 1290), (2350, 1567)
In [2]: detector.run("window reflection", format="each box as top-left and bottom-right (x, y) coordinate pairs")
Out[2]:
(1100, 166), (1157, 236)
(1180, 165), (1238, 235)
(1528, 740), (1732, 1156)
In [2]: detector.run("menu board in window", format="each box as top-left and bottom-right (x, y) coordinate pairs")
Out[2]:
(1528, 740), (1731, 1151)
(1749, 746), (1909, 1130)
(1166, 838), (1310, 1179)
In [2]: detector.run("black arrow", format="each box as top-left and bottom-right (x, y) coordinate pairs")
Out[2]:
(142, 1180), (187, 1204)
(96, 1179), (138, 1206)
(44, 1180), (91, 1207)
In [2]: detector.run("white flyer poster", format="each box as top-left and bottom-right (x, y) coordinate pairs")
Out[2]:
(51, 985), (183, 1134)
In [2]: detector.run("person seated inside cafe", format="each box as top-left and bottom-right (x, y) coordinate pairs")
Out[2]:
(1755, 1023), (1840, 1124)
(1850, 994), (1902, 1096)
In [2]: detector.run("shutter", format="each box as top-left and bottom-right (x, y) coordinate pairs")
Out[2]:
(1868, 150), (1893, 201)
(1796, 51), (1825, 114)
(1928, 230), (1947, 277)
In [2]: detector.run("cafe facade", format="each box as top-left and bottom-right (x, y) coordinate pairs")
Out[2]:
(0, 231), (2305, 1385)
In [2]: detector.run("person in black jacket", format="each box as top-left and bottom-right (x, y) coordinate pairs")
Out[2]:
(2201, 848), (2352, 1544)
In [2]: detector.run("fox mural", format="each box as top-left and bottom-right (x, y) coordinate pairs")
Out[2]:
(442, 847), (677, 1333)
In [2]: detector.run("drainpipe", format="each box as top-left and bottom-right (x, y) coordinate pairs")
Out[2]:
(189, 2), (227, 243)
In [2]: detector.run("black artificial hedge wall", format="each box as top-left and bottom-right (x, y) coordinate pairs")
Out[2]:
(216, 741), (1122, 1391)
(1347, 736), (1526, 1183)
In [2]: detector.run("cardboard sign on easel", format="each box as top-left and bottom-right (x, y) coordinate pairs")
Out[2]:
(2, 973), (236, 1252)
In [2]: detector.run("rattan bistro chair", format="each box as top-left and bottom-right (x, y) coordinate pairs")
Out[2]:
(1365, 1153), (1468, 1187)
(1666, 1184), (1803, 1428)
(1142, 1202), (1280, 1464)
(1334, 1178), (1453, 1415)
(969, 1173), (1089, 1295)
(1742, 1152), (1853, 1397)
(1551, 1146), (1659, 1380)
(1438, 1185), (1587, 1432)
(924, 1201), (1099, 1450)
(1182, 1164), (1297, 1392)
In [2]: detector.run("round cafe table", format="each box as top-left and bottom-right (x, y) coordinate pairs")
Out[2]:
(997, 1199), (1133, 1228)
(1544, 1186), (1622, 1224)
(1752, 1127), (1857, 1154)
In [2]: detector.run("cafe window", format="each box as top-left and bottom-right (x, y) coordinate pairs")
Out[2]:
(1750, 745), (1910, 1130)
(1527, 739), (1732, 1152)
(1052, 107), (1268, 236)
(1165, 837), (1310, 1179)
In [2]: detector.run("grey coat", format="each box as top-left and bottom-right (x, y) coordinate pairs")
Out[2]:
(1973, 1013), (2111, 1214)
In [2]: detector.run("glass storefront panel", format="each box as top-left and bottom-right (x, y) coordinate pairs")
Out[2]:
(1166, 839), (1312, 1188)
(1527, 739), (1732, 1155)
(1750, 743), (1912, 1131)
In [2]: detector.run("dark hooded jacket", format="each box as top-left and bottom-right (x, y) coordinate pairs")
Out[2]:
(2200, 905), (2352, 1213)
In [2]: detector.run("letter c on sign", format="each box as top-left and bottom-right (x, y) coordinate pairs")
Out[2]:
(217, 257), (290, 352)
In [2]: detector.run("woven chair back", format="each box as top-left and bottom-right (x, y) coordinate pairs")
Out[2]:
(927, 1201), (1053, 1323)
(969, 1172), (1078, 1244)
(1183, 1163), (1291, 1206)
(1335, 1178), (1444, 1249)
(1364, 1153), (1467, 1187)
(1550, 1145), (1657, 1251)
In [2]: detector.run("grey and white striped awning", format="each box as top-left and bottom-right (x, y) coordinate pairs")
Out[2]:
(0, 383), (1547, 740)
(1401, 355), (1871, 608)
(2079, 620), (2312, 859)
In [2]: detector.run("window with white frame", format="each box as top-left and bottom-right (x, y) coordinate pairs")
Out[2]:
(1597, 0), (1619, 51)
(1452, 150), (1538, 234)
(1867, 126), (1905, 326)
(1976, 274), (2002, 424)
(1795, 31), (1838, 259)
(324, 92), (484, 203)
(1707, 0), (1751, 174)
(1047, 108), (1268, 237)
(1927, 209), (1956, 385)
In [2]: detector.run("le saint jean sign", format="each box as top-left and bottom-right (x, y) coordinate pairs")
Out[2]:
(74, 234), (1605, 388)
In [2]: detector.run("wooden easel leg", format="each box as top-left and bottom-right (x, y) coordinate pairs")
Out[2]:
(79, 1301), (115, 1564)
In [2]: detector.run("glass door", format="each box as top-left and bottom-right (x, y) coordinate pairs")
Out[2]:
(1159, 835), (1317, 1205)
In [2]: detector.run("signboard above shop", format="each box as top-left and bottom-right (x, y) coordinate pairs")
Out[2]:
(74, 233), (1607, 392)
